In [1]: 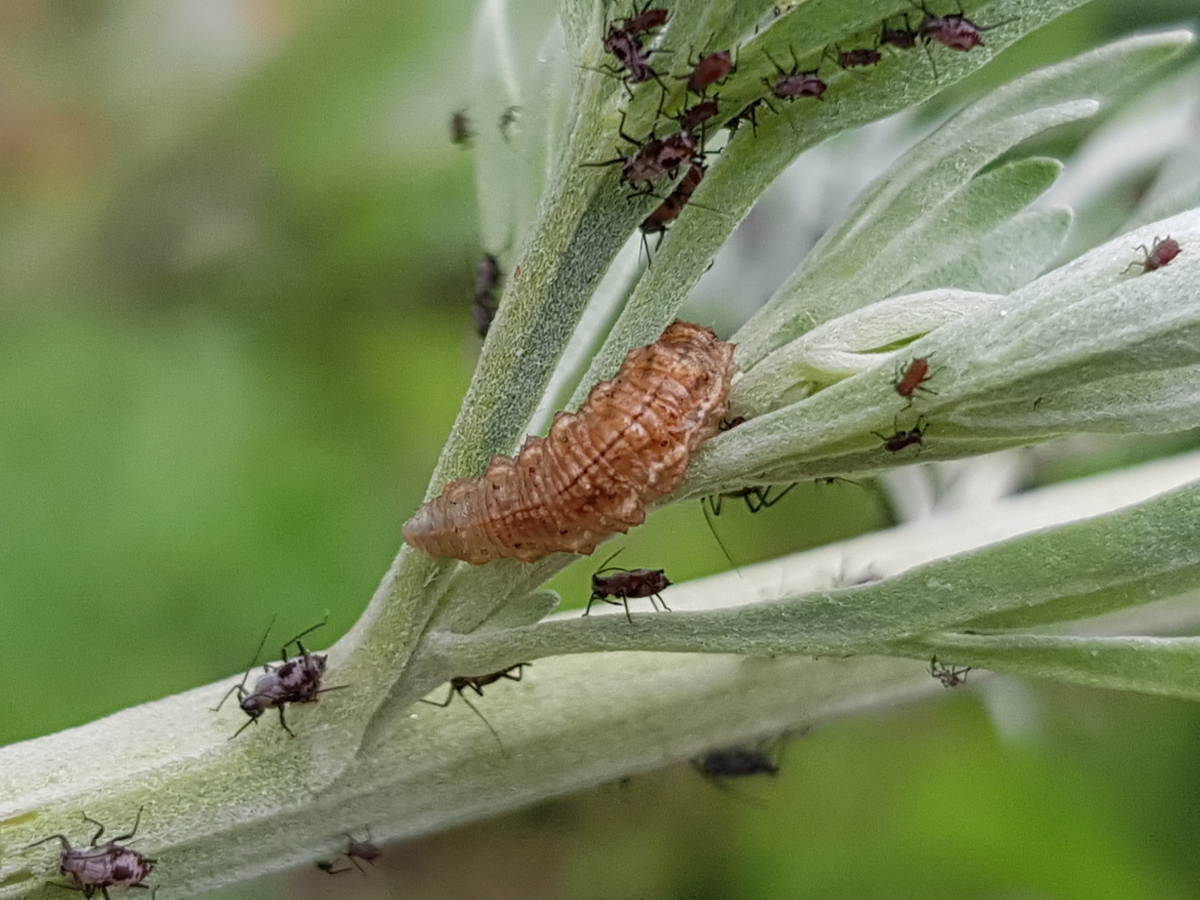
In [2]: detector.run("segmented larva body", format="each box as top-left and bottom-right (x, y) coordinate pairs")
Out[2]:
(404, 321), (738, 564)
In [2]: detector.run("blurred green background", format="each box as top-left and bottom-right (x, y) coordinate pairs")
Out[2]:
(2, 1), (1200, 897)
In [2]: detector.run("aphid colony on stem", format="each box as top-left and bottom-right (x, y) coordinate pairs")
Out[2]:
(25, 809), (155, 900)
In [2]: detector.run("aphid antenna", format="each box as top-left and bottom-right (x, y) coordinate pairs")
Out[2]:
(455, 692), (507, 753)
(593, 547), (627, 574)
(280, 612), (330, 659)
(700, 497), (740, 573)
(213, 614), (278, 712)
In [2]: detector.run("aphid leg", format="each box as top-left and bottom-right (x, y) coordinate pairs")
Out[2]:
(281, 613), (329, 661)
(457, 693), (506, 752)
(107, 807), (144, 844)
(419, 686), (457, 708)
(276, 705), (297, 738)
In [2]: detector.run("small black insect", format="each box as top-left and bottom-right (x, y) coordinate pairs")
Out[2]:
(473, 252), (503, 337)
(215, 616), (344, 738)
(25, 808), (155, 900)
(498, 105), (521, 141)
(450, 110), (473, 146)
(693, 746), (781, 779)
(587, 550), (671, 623)
(728, 97), (764, 134)
(420, 663), (530, 748)
(930, 655), (971, 687)
(316, 829), (382, 876)
(872, 416), (929, 453)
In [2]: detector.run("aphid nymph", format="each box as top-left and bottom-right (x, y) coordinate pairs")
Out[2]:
(930, 655), (971, 687)
(873, 416), (929, 453)
(317, 828), (382, 876)
(1125, 235), (1181, 274)
(587, 550), (672, 624)
(420, 663), (529, 749)
(25, 808), (155, 900)
(215, 616), (343, 738)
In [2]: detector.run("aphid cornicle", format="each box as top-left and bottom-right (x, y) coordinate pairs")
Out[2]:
(25, 808), (155, 900)
(1126, 235), (1181, 274)
(588, 551), (672, 624)
(404, 321), (737, 564)
(215, 617), (343, 738)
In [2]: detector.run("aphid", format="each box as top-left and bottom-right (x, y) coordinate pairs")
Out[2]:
(640, 161), (705, 241)
(603, 27), (662, 84)
(473, 253), (502, 337)
(728, 97), (764, 134)
(587, 550), (672, 624)
(693, 746), (780, 778)
(919, 8), (985, 51)
(317, 829), (382, 876)
(872, 416), (929, 453)
(705, 483), (797, 515)
(215, 617), (343, 738)
(826, 43), (883, 69)
(498, 105), (521, 141)
(1125, 235), (1181, 274)
(615, 3), (670, 40)
(894, 356), (936, 405)
(25, 809), (154, 900)
(450, 110), (473, 146)
(677, 98), (720, 135)
(930, 655), (971, 687)
(420, 663), (529, 748)
(720, 415), (746, 430)
(880, 15), (920, 50)
(764, 51), (827, 102)
(686, 50), (735, 94)
(587, 124), (698, 194)
(404, 321), (737, 563)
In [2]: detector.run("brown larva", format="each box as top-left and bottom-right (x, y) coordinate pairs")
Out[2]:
(403, 321), (738, 564)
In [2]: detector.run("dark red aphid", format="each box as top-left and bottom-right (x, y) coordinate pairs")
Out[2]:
(764, 51), (827, 101)
(687, 50), (735, 94)
(25, 809), (154, 899)
(588, 550), (671, 623)
(640, 162), (705, 238)
(831, 45), (883, 68)
(317, 829), (382, 876)
(473, 253), (502, 337)
(880, 15), (920, 50)
(615, 3), (669, 39)
(215, 617), (343, 738)
(693, 746), (780, 778)
(872, 416), (929, 453)
(894, 357), (936, 405)
(920, 10), (984, 51)
(1126, 235), (1181, 274)
(420, 663), (529, 748)
(930, 655), (971, 687)
(677, 98), (720, 135)
(588, 123), (701, 195)
(450, 110), (473, 146)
